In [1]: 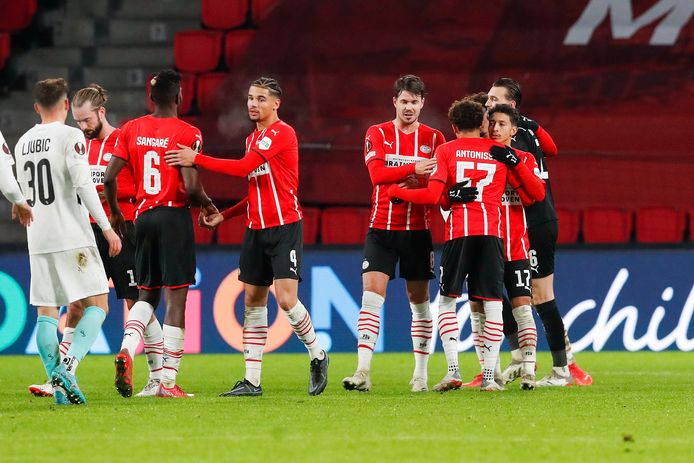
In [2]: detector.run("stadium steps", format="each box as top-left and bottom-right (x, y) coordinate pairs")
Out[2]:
(108, 19), (199, 45)
(93, 46), (172, 67)
(82, 67), (159, 90)
(113, 0), (201, 20)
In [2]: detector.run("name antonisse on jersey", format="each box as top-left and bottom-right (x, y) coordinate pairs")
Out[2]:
(501, 186), (522, 206)
(136, 136), (169, 148)
(385, 153), (418, 167)
(249, 162), (269, 179)
(455, 149), (494, 161)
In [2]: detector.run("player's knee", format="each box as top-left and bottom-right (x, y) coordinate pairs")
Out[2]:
(277, 294), (298, 311)
(405, 283), (429, 305)
(531, 278), (554, 305)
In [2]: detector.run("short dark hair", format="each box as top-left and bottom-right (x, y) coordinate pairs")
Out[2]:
(488, 104), (520, 126)
(464, 91), (488, 107)
(251, 76), (282, 98)
(150, 69), (181, 106)
(448, 99), (485, 131)
(492, 77), (522, 108)
(393, 74), (425, 98)
(34, 78), (69, 108)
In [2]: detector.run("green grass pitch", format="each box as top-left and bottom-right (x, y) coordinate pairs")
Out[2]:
(1, 352), (692, 462)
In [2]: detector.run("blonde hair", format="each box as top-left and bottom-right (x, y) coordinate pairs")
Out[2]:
(72, 83), (108, 109)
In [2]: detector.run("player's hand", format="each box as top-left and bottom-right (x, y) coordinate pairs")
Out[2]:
(103, 228), (122, 257)
(448, 181), (478, 203)
(490, 145), (520, 167)
(398, 174), (421, 190)
(164, 144), (197, 167)
(518, 115), (539, 132)
(109, 212), (127, 237)
(202, 212), (224, 229)
(414, 158), (437, 176)
(387, 184), (404, 204)
(11, 203), (33, 227)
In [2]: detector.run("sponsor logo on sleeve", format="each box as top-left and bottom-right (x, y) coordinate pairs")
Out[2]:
(74, 142), (86, 155)
(257, 137), (272, 151)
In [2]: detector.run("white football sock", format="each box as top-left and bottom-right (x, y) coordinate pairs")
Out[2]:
(437, 296), (459, 373)
(285, 300), (323, 360)
(143, 316), (163, 380)
(59, 327), (75, 363)
(513, 305), (537, 375)
(481, 300), (503, 383)
(161, 324), (185, 388)
(243, 306), (268, 386)
(121, 301), (154, 357)
(356, 291), (383, 372)
(469, 311), (483, 370)
(410, 301), (432, 380)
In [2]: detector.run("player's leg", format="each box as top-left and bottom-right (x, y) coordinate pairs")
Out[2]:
(400, 230), (435, 392)
(154, 286), (191, 397)
(344, 229), (395, 392)
(35, 306), (60, 387)
(461, 300), (485, 388)
(432, 239), (465, 392)
(220, 227), (272, 397)
(406, 280), (431, 392)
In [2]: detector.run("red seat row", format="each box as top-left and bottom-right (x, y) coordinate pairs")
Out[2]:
(145, 72), (228, 115)
(191, 206), (693, 246)
(0, 33), (10, 70)
(174, 30), (255, 73)
(201, 0), (277, 30)
(558, 207), (689, 244)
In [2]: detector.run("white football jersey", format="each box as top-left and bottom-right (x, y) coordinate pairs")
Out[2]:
(14, 122), (110, 254)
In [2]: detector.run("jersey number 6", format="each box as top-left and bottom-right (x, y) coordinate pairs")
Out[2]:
(144, 150), (162, 195)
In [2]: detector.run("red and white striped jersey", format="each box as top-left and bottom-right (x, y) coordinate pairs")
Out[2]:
(87, 128), (136, 222)
(500, 151), (541, 261)
(244, 120), (302, 229)
(429, 137), (509, 240)
(364, 121), (445, 230)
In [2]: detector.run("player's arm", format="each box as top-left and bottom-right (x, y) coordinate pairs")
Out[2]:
(518, 116), (558, 157)
(103, 155), (127, 229)
(180, 165), (218, 221)
(0, 148), (33, 226)
(166, 147), (267, 177)
(200, 196), (248, 229)
(68, 134), (121, 256)
(388, 179), (445, 205)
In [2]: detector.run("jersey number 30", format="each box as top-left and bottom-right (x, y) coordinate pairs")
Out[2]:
(24, 159), (55, 206)
(144, 150), (162, 195)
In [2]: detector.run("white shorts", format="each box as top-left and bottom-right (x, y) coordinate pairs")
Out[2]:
(30, 246), (109, 307)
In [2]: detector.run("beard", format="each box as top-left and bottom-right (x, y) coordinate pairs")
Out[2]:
(83, 120), (103, 139)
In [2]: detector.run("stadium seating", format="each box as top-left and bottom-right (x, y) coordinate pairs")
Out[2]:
(556, 208), (581, 244)
(190, 209), (214, 244)
(582, 208), (633, 244)
(216, 213), (247, 245)
(320, 207), (371, 245)
(146, 73), (195, 115)
(224, 30), (255, 68)
(635, 207), (686, 244)
(196, 72), (226, 114)
(302, 207), (320, 245)
(201, 0), (248, 30)
(0, 0), (36, 31)
(174, 30), (222, 73)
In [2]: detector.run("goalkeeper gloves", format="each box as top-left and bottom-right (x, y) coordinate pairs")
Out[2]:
(490, 145), (520, 167)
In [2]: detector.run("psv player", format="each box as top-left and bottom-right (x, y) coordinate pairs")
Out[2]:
(71, 84), (164, 397)
(343, 75), (443, 393)
(104, 70), (217, 398)
(486, 78), (592, 386)
(389, 99), (539, 391)
(14, 78), (121, 404)
(457, 105), (546, 390)
(165, 77), (329, 397)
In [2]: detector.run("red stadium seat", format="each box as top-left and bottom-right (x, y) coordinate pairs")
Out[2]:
(146, 73), (195, 115)
(0, 0), (36, 31)
(320, 207), (371, 245)
(190, 209), (214, 244)
(556, 208), (581, 244)
(174, 31), (222, 73)
(216, 213), (247, 245)
(224, 30), (255, 68)
(302, 207), (320, 245)
(582, 208), (633, 244)
(196, 72), (226, 114)
(202, 0), (248, 30)
(428, 208), (447, 244)
(0, 33), (9, 69)
(635, 207), (685, 243)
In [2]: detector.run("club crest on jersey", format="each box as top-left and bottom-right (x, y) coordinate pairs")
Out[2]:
(420, 145), (431, 154)
(2, 143), (9, 155)
(257, 136), (272, 151)
(191, 140), (202, 153)
(74, 142), (86, 156)
(103, 152), (112, 162)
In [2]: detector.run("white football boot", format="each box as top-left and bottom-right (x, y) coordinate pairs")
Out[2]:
(536, 366), (573, 387)
(135, 378), (161, 397)
(342, 370), (372, 392)
(409, 376), (428, 392)
(29, 380), (53, 397)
